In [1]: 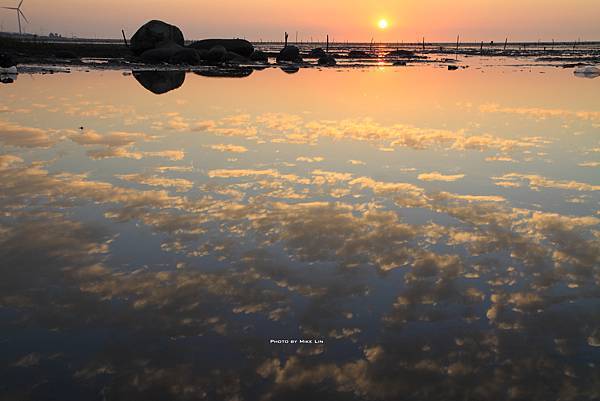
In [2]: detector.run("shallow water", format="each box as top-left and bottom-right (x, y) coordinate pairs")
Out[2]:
(1, 61), (599, 400)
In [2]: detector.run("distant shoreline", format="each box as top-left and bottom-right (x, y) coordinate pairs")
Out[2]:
(2, 32), (599, 73)
(2, 32), (600, 46)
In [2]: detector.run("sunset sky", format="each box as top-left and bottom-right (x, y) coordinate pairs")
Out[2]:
(1, 0), (599, 42)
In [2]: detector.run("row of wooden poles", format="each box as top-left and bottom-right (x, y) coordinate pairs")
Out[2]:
(275, 32), (587, 52)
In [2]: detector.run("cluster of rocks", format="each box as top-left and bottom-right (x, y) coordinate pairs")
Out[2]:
(131, 20), (265, 65)
(277, 45), (337, 66)
(129, 20), (341, 68)
(0, 53), (17, 83)
(305, 47), (336, 66)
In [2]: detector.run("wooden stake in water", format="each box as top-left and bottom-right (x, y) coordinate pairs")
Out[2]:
(480, 41), (483, 52)
(284, 32), (288, 47)
(504, 37), (508, 51)
(422, 37), (425, 51)
(326, 34), (329, 53)
(121, 29), (129, 48)
(456, 35), (460, 60)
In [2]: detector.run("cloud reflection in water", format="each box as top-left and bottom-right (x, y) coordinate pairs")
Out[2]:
(0, 66), (599, 400)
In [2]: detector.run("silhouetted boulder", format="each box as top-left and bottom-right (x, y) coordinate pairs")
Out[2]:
(140, 42), (185, 63)
(133, 70), (185, 94)
(309, 48), (326, 58)
(348, 50), (371, 58)
(189, 39), (254, 58)
(277, 46), (302, 63)
(250, 50), (268, 63)
(447, 65), (459, 71)
(195, 49), (209, 60)
(205, 45), (228, 63)
(225, 51), (250, 64)
(170, 48), (201, 65)
(130, 20), (185, 56)
(0, 53), (16, 68)
(317, 54), (336, 66)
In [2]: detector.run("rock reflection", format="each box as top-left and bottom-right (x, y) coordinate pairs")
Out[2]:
(133, 68), (255, 94)
(194, 67), (254, 78)
(280, 65), (300, 74)
(133, 70), (186, 94)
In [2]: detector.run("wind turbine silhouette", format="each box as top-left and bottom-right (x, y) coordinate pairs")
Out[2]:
(2, 0), (28, 35)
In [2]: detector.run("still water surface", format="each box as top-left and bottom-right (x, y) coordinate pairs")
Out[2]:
(1, 62), (599, 400)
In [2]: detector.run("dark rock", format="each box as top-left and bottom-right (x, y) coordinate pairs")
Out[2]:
(189, 39), (254, 58)
(0, 53), (16, 68)
(194, 67), (253, 78)
(309, 48), (326, 58)
(317, 54), (336, 66)
(348, 50), (371, 58)
(225, 51), (250, 64)
(170, 48), (201, 65)
(196, 49), (209, 61)
(393, 61), (407, 66)
(55, 50), (78, 59)
(387, 49), (416, 57)
(140, 42), (185, 64)
(130, 20), (185, 56)
(140, 48), (171, 63)
(158, 41), (185, 51)
(132, 70), (185, 94)
(250, 50), (268, 63)
(206, 45), (228, 63)
(277, 45), (302, 63)
(448, 65), (459, 70)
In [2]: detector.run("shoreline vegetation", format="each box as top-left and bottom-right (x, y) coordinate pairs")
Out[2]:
(1, 20), (600, 74)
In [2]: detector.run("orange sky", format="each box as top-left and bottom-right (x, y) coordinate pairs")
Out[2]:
(2, 0), (599, 41)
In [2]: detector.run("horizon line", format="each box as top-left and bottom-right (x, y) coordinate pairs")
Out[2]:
(2, 32), (600, 45)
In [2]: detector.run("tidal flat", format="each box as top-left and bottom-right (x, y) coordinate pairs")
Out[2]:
(0, 57), (599, 400)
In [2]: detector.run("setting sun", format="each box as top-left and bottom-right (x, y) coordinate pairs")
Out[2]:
(378, 19), (389, 29)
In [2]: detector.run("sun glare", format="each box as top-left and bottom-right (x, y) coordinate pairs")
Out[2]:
(378, 19), (389, 29)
